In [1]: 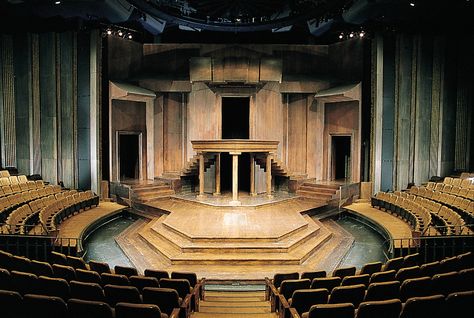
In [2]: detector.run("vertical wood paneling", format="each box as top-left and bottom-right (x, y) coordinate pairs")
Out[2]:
(154, 95), (164, 177)
(164, 93), (183, 173)
(287, 94), (307, 174)
(395, 34), (413, 190)
(187, 82), (219, 160)
(413, 35), (433, 185)
(0, 35), (17, 168)
(59, 32), (76, 188)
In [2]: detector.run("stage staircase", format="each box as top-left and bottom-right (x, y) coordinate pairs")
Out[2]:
(296, 182), (339, 202)
(192, 284), (276, 318)
(129, 181), (175, 203)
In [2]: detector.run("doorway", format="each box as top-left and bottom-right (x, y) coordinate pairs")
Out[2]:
(118, 132), (141, 181)
(221, 97), (250, 192)
(331, 135), (351, 181)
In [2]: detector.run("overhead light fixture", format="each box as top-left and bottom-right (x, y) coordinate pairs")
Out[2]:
(128, 34), (132, 39)
(106, 30), (112, 35)
(409, 2), (415, 6)
(55, 1), (61, 4)
(349, 32), (354, 38)
(118, 30), (123, 36)
(359, 31), (365, 37)
(339, 33), (344, 39)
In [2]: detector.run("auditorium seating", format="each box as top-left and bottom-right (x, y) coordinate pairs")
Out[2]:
(0, 247), (472, 318)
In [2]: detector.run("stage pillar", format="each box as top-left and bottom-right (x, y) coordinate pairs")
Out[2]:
(198, 152), (205, 198)
(214, 153), (221, 196)
(250, 154), (256, 196)
(266, 153), (273, 198)
(230, 152), (241, 205)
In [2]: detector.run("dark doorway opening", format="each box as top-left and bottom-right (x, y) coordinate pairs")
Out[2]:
(222, 97), (250, 139)
(221, 97), (250, 192)
(119, 134), (140, 181)
(332, 136), (351, 180)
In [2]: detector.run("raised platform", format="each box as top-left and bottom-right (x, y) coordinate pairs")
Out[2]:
(115, 192), (356, 279)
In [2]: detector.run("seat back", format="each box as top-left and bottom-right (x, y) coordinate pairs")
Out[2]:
(356, 299), (402, 318)
(368, 270), (396, 284)
(129, 275), (159, 292)
(290, 288), (329, 316)
(142, 287), (180, 316)
(403, 253), (420, 268)
(171, 271), (198, 287)
(11, 270), (38, 295)
(300, 270), (327, 281)
(101, 272), (130, 286)
(445, 290), (474, 318)
(382, 257), (404, 272)
(23, 294), (68, 318)
(159, 278), (191, 299)
(311, 277), (341, 293)
(395, 266), (421, 283)
(458, 268), (474, 292)
(67, 298), (114, 318)
(273, 272), (299, 288)
(144, 269), (169, 281)
(431, 271), (460, 296)
(307, 302), (355, 318)
(115, 302), (162, 318)
(88, 260), (111, 274)
(364, 281), (400, 301)
(50, 251), (68, 266)
(419, 261), (440, 277)
(399, 294), (445, 318)
(52, 263), (76, 281)
(0, 289), (23, 318)
(37, 276), (70, 301)
(67, 255), (88, 270)
(114, 265), (138, 278)
(399, 276), (434, 302)
(329, 284), (366, 307)
(103, 284), (141, 306)
(75, 268), (102, 285)
(11, 255), (32, 273)
(279, 278), (311, 300)
(70, 280), (106, 302)
(341, 274), (370, 287)
(31, 260), (54, 277)
(359, 262), (383, 276)
(332, 266), (357, 280)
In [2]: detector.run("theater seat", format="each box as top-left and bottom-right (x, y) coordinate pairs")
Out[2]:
(356, 299), (402, 318)
(368, 270), (396, 284)
(37, 276), (70, 301)
(358, 262), (383, 276)
(273, 272), (299, 289)
(300, 270), (327, 281)
(31, 260), (54, 277)
(104, 284), (142, 307)
(70, 280), (106, 302)
(341, 274), (370, 287)
(144, 269), (169, 281)
(115, 302), (168, 318)
(289, 288), (329, 316)
(129, 275), (160, 292)
(171, 271), (198, 287)
(88, 260), (111, 275)
(311, 277), (341, 293)
(67, 298), (114, 318)
(159, 278), (191, 299)
(279, 278), (311, 301)
(23, 293), (68, 318)
(101, 272), (130, 286)
(399, 294), (445, 318)
(52, 263), (76, 281)
(302, 302), (354, 318)
(445, 290), (474, 318)
(0, 289), (23, 318)
(364, 281), (400, 301)
(329, 284), (366, 307)
(114, 265), (138, 278)
(142, 287), (181, 317)
(75, 268), (102, 285)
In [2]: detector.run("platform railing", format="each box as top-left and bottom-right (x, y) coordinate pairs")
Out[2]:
(382, 232), (474, 263)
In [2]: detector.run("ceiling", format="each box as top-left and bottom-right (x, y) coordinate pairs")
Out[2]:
(1, 0), (472, 43)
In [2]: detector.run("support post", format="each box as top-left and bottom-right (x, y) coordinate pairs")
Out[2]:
(230, 152), (241, 205)
(214, 153), (221, 195)
(198, 152), (205, 198)
(266, 153), (273, 198)
(250, 154), (256, 196)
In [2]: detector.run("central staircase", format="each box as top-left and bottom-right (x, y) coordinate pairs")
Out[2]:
(129, 181), (175, 203)
(192, 283), (277, 318)
(296, 182), (340, 202)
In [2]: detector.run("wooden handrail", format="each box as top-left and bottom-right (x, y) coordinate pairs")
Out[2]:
(180, 293), (192, 318)
(169, 308), (181, 318)
(265, 277), (280, 313)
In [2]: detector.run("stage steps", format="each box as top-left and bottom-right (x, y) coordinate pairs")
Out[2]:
(192, 286), (276, 318)
(296, 182), (340, 201)
(129, 181), (175, 203)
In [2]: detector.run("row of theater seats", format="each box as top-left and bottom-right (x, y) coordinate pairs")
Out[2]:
(0, 249), (200, 318)
(0, 174), (43, 196)
(372, 190), (473, 235)
(270, 251), (473, 318)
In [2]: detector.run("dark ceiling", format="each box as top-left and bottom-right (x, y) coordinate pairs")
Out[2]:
(1, 0), (473, 44)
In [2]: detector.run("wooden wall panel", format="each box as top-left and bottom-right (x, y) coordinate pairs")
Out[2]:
(187, 82), (219, 160)
(164, 93), (183, 173)
(253, 83), (284, 159)
(413, 36), (433, 185)
(287, 94), (307, 174)
(39, 33), (58, 185)
(154, 95), (164, 177)
(306, 98), (323, 179)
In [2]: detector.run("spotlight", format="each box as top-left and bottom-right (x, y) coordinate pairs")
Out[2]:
(409, 2), (415, 6)
(106, 30), (112, 35)
(55, 0), (61, 4)
(128, 34), (132, 39)
(349, 32), (354, 38)
(118, 30), (123, 36)
(359, 31), (365, 37)
(339, 33), (344, 39)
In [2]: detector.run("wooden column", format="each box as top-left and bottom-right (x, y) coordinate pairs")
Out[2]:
(250, 154), (256, 196)
(198, 152), (205, 198)
(266, 153), (273, 197)
(230, 152), (241, 205)
(214, 153), (221, 196)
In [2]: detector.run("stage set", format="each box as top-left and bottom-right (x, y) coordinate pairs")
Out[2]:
(108, 42), (364, 279)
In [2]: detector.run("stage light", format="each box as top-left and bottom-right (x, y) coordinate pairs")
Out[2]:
(349, 32), (354, 38)
(359, 31), (365, 37)
(118, 30), (123, 36)
(55, 1), (61, 4)
(128, 34), (132, 39)
(409, 2), (415, 6)
(339, 33), (344, 39)
(107, 30), (112, 35)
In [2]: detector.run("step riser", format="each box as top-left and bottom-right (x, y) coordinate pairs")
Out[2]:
(298, 186), (336, 194)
